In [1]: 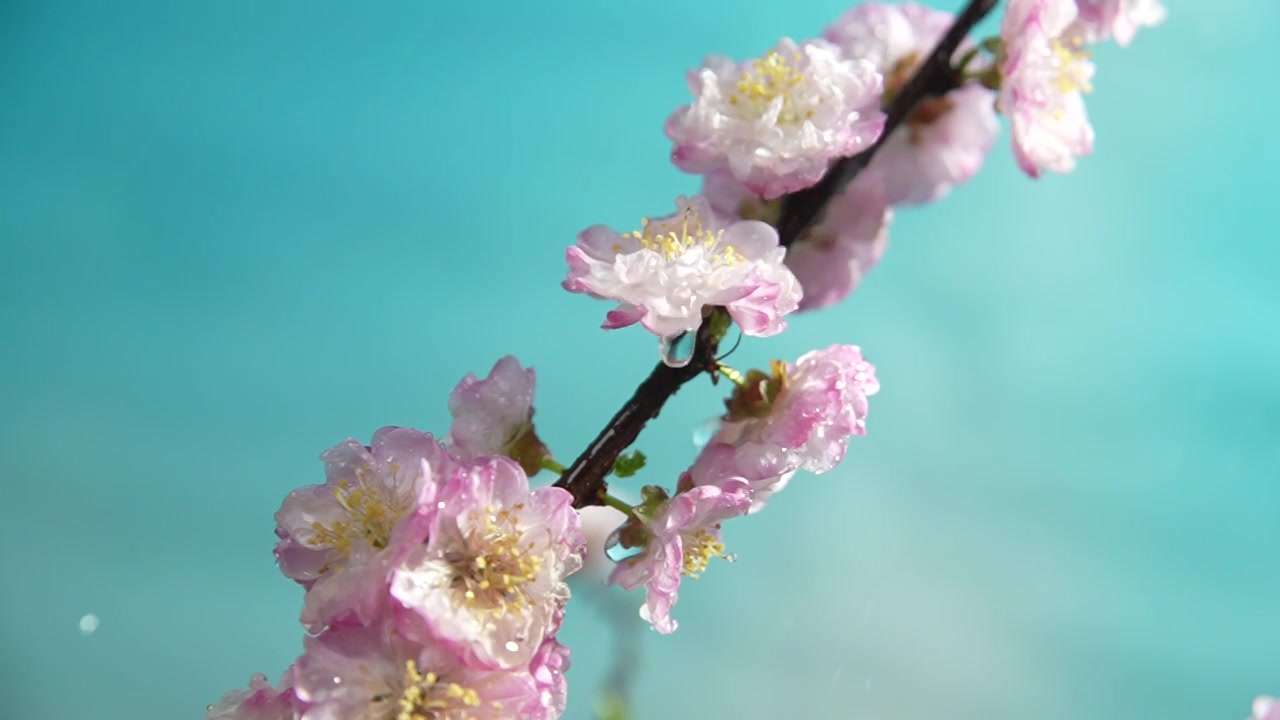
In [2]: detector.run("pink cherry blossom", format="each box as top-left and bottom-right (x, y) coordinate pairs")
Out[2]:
(1252, 697), (1280, 720)
(529, 633), (571, 720)
(563, 195), (801, 339)
(607, 480), (752, 634)
(205, 672), (295, 720)
(825, 2), (999, 205)
(665, 37), (886, 199)
(293, 615), (540, 720)
(688, 440), (794, 515)
(692, 345), (879, 512)
(1070, 0), (1165, 46)
(703, 168), (891, 312)
(390, 456), (584, 670)
(274, 427), (456, 633)
(446, 355), (550, 476)
(998, 0), (1096, 177)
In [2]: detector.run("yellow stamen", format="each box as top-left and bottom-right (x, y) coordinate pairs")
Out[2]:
(728, 50), (812, 124)
(682, 528), (730, 579)
(1051, 37), (1093, 95)
(308, 465), (411, 564)
(397, 659), (488, 720)
(624, 203), (741, 265)
(447, 504), (544, 620)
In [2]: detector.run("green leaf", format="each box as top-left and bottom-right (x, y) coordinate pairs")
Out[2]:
(612, 450), (647, 478)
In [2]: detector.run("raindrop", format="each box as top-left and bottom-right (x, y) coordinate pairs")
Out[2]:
(659, 332), (695, 368)
(691, 416), (721, 450)
(604, 527), (645, 563)
(505, 641), (519, 652)
(78, 614), (99, 635)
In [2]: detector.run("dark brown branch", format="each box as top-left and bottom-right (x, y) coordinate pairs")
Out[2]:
(554, 317), (725, 507)
(777, 0), (1000, 247)
(554, 0), (1000, 508)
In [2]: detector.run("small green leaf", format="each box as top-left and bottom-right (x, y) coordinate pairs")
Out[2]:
(706, 308), (733, 344)
(612, 450), (647, 478)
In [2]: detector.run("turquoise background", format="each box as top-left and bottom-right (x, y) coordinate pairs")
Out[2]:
(2, 1), (1276, 718)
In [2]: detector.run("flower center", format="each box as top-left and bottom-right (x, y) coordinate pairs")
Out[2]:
(448, 504), (544, 616)
(681, 528), (730, 579)
(728, 50), (815, 124)
(884, 52), (919, 101)
(395, 659), (487, 720)
(623, 204), (742, 265)
(723, 359), (790, 421)
(906, 96), (955, 143)
(309, 465), (410, 562)
(1051, 37), (1093, 95)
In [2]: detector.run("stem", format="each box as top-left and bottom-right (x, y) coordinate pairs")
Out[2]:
(539, 457), (567, 475)
(554, 0), (1001, 509)
(600, 493), (635, 516)
(775, 0), (1001, 247)
(717, 363), (746, 387)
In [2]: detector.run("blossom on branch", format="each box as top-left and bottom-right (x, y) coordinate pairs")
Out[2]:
(665, 37), (886, 199)
(446, 355), (550, 476)
(390, 455), (584, 670)
(997, 0), (1096, 177)
(273, 427), (455, 633)
(606, 479), (753, 634)
(693, 345), (880, 512)
(825, 2), (999, 205)
(704, 168), (891, 312)
(563, 195), (801, 339)
(1070, 0), (1166, 46)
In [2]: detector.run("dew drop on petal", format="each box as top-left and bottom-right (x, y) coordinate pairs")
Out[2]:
(505, 641), (519, 652)
(692, 416), (721, 449)
(604, 527), (645, 563)
(659, 332), (695, 368)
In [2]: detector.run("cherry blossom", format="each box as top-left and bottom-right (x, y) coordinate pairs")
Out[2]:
(564, 195), (800, 340)
(666, 37), (886, 199)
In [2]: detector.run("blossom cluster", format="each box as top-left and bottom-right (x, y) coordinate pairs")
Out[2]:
(212, 1), (1171, 717)
(210, 359), (584, 719)
(565, 0), (1164, 326)
(607, 344), (881, 633)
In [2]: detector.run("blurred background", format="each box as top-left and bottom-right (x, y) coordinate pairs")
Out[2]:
(2, 1), (1277, 718)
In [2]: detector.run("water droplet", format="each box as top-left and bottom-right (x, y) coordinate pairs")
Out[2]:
(436, 501), (446, 510)
(505, 641), (519, 652)
(333, 676), (342, 685)
(692, 416), (721, 449)
(78, 614), (99, 635)
(659, 332), (695, 368)
(604, 527), (645, 563)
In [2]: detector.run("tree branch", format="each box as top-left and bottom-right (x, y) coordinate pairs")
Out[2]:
(554, 0), (1001, 508)
(554, 315), (725, 508)
(777, 0), (1000, 246)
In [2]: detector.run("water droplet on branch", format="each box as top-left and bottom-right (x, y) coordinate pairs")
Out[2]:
(659, 333), (695, 368)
